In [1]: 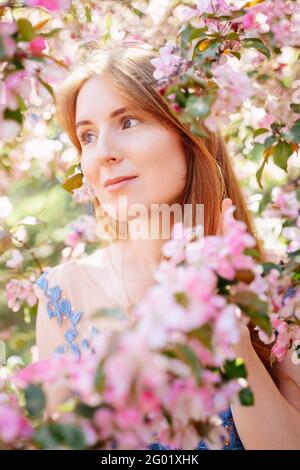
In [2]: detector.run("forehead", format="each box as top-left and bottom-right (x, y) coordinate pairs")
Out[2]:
(76, 76), (128, 121)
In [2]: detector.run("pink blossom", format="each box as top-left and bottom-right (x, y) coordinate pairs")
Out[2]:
(25, 0), (71, 12)
(271, 322), (291, 362)
(13, 358), (58, 388)
(72, 179), (95, 203)
(6, 250), (23, 269)
(0, 404), (32, 443)
(29, 37), (47, 57)
(196, 0), (214, 15)
(65, 215), (97, 248)
(214, 304), (241, 351)
(283, 224), (300, 254)
(150, 41), (182, 81)
(258, 113), (276, 128)
(0, 22), (17, 37)
(6, 279), (37, 312)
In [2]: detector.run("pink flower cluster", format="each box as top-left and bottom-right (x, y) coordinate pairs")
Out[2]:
(253, 269), (300, 363)
(64, 215), (97, 249)
(263, 185), (300, 255)
(0, 404), (33, 446)
(25, 0), (71, 12)
(6, 278), (37, 312)
(150, 41), (185, 82)
(8, 205), (267, 450)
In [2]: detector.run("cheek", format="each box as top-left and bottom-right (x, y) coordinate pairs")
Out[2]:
(80, 153), (98, 183)
(141, 131), (187, 197)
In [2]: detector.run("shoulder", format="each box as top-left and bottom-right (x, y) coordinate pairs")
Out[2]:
(34, 258), (85, 359)
(33, 258), (79, 305)
(33, 248), (106, 298)
(273, 349), (300, 412)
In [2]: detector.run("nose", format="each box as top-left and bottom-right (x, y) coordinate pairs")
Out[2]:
(94, 132), (123, 167)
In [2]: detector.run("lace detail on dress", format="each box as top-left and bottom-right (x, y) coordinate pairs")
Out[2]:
(34, 270), (99, 359)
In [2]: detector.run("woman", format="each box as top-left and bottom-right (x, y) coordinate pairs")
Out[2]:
(33, 44), (300, 449)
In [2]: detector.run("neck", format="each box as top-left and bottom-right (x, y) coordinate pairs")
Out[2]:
(108, 237), (165, 274)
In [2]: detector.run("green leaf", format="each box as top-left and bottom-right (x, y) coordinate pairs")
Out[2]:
(62, 172), (83, 192)
(253, 128), (269, 138)
(230, 290), (272, 335)
(0, 228), (12, 254)
(33, 425), (60, 449)
(40, 28), (63, 38)
(262, 262), (283, 274)
(190, 121), (209, 138)
(189, 324), (213, 350)
(65, 162), (81, 177)
(94, 362), (106, 394)
(186, 95), (211, 118)
(130, 7), (145, 17)
(232, 290), (269, 315)
(161, 406), (173, 426)
(287, 248), (300, 258)
(264, 135), (277, 148)
(174, 88), (188, 108)
(193, 39), (220, 62)
(0, 36), (6, 60)
(290, 103), (300, 114)
(4, 108), (23, 125)
(37, 77), (55, 99)
(174, 343), (202, 385)
(17, 18), (35, 41)
(17, 95), (27, 112)
(244, 247), (260, 259)
(256, 160), (266, 190)
(242, 37), (270, 59)
(272, 141), (293, 172)
(24, 385), (46, 417)
(230, 51), (241, 60)
(225, 32), (239, 40)
(49, 423), (86, 450)
(224, 358), (247, 379)
(174, 291), (189, 308)
(288, 123), (300, 143)
(246, 142), (264, 162)
(239, 387), (254, 406)
(74, 403), (98, 418)
(179, 25), (207, 49)
(84, 5), (92, 22)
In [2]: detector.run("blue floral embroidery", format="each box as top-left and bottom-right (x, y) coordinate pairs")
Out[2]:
(35, 270), (90, 359)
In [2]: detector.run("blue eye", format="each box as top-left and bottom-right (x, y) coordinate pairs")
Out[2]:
(79, 131), (96, 146)
(121, 115), (139, 129)
(79, 115), (139, 146)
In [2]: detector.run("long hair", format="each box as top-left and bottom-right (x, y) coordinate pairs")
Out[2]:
(55, 43), (275, 380)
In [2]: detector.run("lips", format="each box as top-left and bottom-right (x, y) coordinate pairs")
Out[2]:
(104, 175), (138, 187)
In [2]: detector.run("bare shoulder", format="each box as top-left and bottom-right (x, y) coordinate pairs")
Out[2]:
(273, 349), (300, 412)
(74, 247), (110, 285)
(34, 258), (83, 360)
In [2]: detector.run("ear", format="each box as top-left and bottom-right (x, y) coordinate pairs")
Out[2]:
(216, 198), (233, 236)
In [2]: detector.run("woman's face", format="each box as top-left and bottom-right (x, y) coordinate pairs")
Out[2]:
(75, 76), (187, 222)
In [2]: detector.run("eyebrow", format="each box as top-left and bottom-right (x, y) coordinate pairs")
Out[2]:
(76, 107), (128, 130)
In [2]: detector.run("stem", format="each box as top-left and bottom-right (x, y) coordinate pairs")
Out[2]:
(42, 54), (69, 70)
(3, 225), (44, 273)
